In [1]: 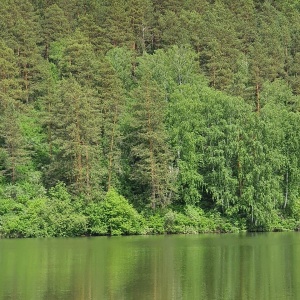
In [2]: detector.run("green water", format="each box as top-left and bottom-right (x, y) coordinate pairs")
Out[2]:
(0, 232), (299, 300)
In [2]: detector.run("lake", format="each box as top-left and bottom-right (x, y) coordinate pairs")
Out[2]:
(0, 232), (299, 299)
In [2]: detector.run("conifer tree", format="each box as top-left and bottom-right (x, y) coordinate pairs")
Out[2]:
(47, 33), (103, 194)
(77, 15), (109, 53)
(98, 55), (126, 191)
(41, 4), (70, 59)
(157, 10), (190, 49)
(0, 0), (44, 103)
(200, 1), (241, 91)
(58, 31), (100, 86)
(56, 0), (97, 29)
(128, 0), (154, 53)
(0, 41), (27, 183)
(49, 77), (101, 195)
(127, 70), (174, 208)
(249, 3), (287, 110)
(103, 0), (135, 49)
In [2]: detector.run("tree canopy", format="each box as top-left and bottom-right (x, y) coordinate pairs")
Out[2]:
(1, 0), (300, 237)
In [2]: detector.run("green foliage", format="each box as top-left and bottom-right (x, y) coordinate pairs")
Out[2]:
(47, 183), (87, 236)
(164, 210), (191, 234)
(125, 62), (174, 208)
(0, 183), (86, 238)
(41, 4), (70, 59)
(0, 197), (48, 238)
(46, 198), (87, 237)
(106, 47), (135, 91)
(290, 199), (300, 221)
(168, 84), (205, 205)
(1, 0), (300, 238)
(158, 206), (241, 234)
(86, 189), (144, 236)
(143, 213), (165, 234)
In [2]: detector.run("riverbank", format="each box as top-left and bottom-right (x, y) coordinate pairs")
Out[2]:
(1, 188), (298, 238)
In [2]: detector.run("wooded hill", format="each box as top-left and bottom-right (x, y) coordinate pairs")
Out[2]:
(1, 0), (300, 237)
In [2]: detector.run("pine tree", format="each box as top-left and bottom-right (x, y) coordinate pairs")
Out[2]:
(98, 55), (126, 191)
(47, 32), (103, 194)
(58, 31), (100, 86)
(0, 41), (27, 183)
(0, 0), (44, 103)
(128, 0), (154, 53)
(127, 70), (173, 208)
(103, 0), (134, 49)
(248, 3), (287, 110)
(77, 15), (109, 53)
(157, 10), (190, 48)
(283, 7), (300, 94)
(49, 77), (101, 194)
(41, 4), (70, 59)
(200, 1), (241, 91)
(56, 0), (97, 29)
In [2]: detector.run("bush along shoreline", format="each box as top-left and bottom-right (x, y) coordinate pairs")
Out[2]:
(1, 184), (299, 238)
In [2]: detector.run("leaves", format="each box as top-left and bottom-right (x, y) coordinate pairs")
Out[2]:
(1, 0), (300, 236)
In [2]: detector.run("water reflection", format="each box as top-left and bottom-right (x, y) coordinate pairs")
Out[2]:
(0, 233), (299, 299)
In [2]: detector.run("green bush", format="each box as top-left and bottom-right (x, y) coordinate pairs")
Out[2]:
(184, 205), (210, 233)
(0, 199), (24, 215)
(0, 199), (25, 237)
(86, 188), (144, 236)
(1, 215), (23, 238)
(85, 201), (108, 235)
(17, 198), (50, 237)
(290, 199), (300, 220)
(46, 183), (87, 237)
(164, 210), (190, 234)
(162, 206), (243, 234)
(144, 213), (165, 234)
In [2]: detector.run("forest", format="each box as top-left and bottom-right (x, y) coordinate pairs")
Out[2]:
(1, 0), (300, 237)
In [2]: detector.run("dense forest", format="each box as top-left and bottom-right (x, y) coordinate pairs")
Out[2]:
(1, 0), (300, 237)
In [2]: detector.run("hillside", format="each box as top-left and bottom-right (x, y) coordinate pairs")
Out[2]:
(1, 0), (300, 237)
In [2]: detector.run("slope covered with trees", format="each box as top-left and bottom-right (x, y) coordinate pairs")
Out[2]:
(1, 0), (300, 237)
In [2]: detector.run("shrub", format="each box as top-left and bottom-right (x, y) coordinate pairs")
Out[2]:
(164, 210), (190, 234)
(87, 189), (144, 236)
(46, 183), (87, 237)
(18, 198), (50, 237)
(144, 213), (165, 234)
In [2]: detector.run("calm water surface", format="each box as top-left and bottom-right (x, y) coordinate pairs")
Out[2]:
(0, 232), (300, 300)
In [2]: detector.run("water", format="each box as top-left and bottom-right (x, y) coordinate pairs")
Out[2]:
(0, 232), (299, 300)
